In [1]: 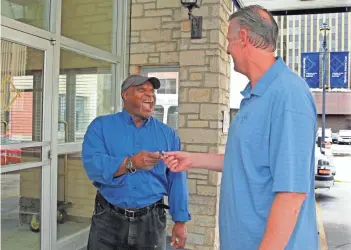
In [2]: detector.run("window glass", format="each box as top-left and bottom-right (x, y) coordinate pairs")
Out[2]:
(1, 0), (50, 30)
(1, 167), (42, 249)
(56, 153), (94, 240)
(167, 106), (178, 131)
(59, 49), (114, 143)
(153, 105), (164, 122)
(61, 0), (116, 52)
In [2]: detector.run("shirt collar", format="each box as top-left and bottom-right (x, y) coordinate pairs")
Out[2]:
(122, 108), (151, 127)
(241, 56), (285, 98)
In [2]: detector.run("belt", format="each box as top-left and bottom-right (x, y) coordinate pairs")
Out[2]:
(96, 192), (169, 218)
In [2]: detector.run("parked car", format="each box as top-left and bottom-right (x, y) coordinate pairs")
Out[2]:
(331, 133), (339, 144)
(338, 130), (351, 145)
(315, 148), (334, 189)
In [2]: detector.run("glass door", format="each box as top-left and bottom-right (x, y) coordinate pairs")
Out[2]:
(1, 26), (54, 250)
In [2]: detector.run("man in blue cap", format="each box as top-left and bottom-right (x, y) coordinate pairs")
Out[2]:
(82, 74), (190, 249)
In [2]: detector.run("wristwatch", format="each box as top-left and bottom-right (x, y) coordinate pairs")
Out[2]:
(125, 157), (136, 173)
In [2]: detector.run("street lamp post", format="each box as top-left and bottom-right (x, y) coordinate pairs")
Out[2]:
(320, 23), (330, 154)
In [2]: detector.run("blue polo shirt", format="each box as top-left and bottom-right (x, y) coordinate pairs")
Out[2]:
(82, 109), (191, 222)
(220, 57), (319, 249)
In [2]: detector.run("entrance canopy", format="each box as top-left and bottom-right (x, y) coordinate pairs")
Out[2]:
(233, 0), (351, 14)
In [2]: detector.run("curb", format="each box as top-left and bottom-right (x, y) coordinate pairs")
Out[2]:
(316, 201), (328, 250)
(335, 179), (351, 183)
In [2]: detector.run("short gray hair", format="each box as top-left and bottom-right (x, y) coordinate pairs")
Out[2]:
(229, 5), (279, 52)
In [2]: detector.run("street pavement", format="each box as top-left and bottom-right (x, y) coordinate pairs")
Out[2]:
(316, 144), (351, 250)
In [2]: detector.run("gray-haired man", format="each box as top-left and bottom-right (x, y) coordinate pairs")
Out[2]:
(162, 5), (318, 250)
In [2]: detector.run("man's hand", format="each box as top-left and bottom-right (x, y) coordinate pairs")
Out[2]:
(161, 151), (192, 172)
(170, 222), (187, 249)
(131, 150), (161, 170)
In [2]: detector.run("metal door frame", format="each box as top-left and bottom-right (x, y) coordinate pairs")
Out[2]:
(1, 26), (54, 250)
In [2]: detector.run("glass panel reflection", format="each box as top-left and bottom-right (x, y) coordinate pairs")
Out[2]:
(58, 49), (114, 143)
(61, 0), (116, 52)
(167, 106), (178, 131)
(1, 168), (42, 250)
(56, 153), (95, 240)
(0, 146), (41, 166)
(1, 0), (50, 30)
(1, 39), (44, 165)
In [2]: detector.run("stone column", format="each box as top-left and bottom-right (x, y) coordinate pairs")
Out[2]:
(177, 1), (232, 249)
(128, 0), (232, 248)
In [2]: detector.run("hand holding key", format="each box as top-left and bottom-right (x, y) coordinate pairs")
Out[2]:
(131, 151), (161, 170)
(161, 151), (192, 172)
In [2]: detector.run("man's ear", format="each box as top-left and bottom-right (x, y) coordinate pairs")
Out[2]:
(239, 29), (249, 47)
(121, 90), (127, 100)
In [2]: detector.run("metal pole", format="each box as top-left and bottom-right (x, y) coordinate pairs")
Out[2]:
(321, 32), (327, 154)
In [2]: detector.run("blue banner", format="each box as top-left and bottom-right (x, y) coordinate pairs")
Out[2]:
(330, 51), (349, 88)
(301, 52), (320, 88)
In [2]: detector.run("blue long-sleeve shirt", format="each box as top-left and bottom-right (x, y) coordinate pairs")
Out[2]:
(82, 109), (191, 222)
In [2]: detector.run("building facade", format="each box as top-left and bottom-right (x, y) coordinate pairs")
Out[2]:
(1, 0), (232, 249)
(274, 12), (351, 131)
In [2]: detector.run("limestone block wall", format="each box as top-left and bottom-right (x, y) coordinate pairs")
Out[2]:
(130, 0), (232, 249)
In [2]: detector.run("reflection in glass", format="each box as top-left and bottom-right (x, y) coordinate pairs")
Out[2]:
(0, 146), (42, 166)
(1, 0), (50, 30)
(153, 105), (164, 122)
(1, 39), (44, 147)
(1, 168), (42, 249)
(56, 153), (95, 240)
(58, 49), (114, 143)
(167, 106), (178, 131)
(61, 0), (116, 52)
(158, 79), (177, 94)
(144, 71), (179, 128)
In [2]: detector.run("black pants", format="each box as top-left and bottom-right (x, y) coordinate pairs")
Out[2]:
(87, 193), (167, 250)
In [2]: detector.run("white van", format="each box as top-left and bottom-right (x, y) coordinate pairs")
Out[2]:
(338, 130), (351, 145)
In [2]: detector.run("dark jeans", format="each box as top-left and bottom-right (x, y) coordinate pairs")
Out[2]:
(87, 194), (167, 250)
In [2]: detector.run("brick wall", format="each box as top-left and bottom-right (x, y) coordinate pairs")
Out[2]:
(130, 0), (232, 249)
(10, 92), (33, 136)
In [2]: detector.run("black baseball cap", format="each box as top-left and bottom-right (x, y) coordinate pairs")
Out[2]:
(121, 74), (160, 92)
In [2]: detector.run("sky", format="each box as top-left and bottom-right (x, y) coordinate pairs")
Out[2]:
(229, 60), (249, 109)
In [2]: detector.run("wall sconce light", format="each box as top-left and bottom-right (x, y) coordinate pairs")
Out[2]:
(181, 0), (202, 39)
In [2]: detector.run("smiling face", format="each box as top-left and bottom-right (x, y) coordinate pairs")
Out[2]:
(122, 81), (156, 120)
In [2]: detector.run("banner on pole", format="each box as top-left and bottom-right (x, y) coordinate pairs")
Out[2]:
(330, 51), (349, 88)
(301, 52), (320, 88)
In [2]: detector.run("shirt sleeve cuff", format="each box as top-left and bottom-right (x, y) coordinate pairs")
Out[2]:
(102, 156), (124, 184)
(171, 211), (191, 223)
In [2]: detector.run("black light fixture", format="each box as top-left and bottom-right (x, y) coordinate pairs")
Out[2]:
(181, 0), (202, 39)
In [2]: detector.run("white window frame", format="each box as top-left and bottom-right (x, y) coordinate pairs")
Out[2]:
(1, 0), (131, 249)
